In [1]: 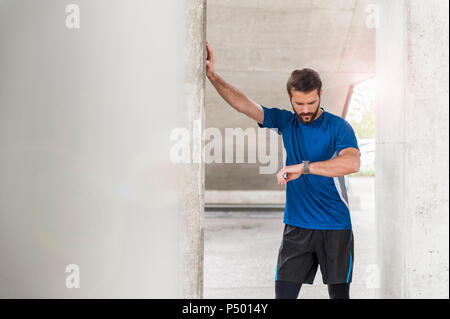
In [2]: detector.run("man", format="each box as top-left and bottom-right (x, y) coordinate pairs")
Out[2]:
(205, 41), (360, 299)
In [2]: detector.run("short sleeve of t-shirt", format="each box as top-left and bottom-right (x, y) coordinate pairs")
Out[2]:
(335, 119), (360, 156)
(257, 105), (293, 135)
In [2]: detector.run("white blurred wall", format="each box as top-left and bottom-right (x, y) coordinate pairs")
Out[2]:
(376, 0), (449, 298)
(0, 0), (205, 298)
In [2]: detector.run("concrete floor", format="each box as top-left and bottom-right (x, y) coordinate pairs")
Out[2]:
(204, 176), (378, 299)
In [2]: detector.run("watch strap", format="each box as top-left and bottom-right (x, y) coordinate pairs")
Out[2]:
(303, 160), (310, 174)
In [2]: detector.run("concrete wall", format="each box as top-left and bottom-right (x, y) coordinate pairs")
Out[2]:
(179, 0), (207, 299)
(206, 0), (375, 191)
(376, 0), (449, 298)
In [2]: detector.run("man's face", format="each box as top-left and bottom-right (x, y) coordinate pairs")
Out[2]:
(290, 89), (322, 124)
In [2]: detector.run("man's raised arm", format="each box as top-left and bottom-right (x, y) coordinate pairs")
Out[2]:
(206, 40), (264, 125)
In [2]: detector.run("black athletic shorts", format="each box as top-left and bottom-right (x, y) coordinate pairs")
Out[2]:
(275, 224), (354, 285)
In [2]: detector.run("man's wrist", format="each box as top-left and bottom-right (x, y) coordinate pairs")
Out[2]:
(297, 163), (305, 174)
(207, 72), (218, 81)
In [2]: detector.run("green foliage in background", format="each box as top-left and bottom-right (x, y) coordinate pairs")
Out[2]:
(346, 79), (376, 139)
(346, 79), (376, 176)
(349, 107), (375, 139)
(351, 168), (375, 177)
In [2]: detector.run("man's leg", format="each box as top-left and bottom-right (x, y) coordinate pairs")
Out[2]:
(275, 280), (302, 299)
(274, 225), (318, 299)
(327, 283), (350, 299)
(317, 229), (353, 299)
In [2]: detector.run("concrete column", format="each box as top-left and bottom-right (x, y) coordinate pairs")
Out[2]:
(376, 0), (449, 298)
(179, 0), (207, 298)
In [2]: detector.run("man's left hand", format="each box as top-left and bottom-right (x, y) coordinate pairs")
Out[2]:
(277, 164), (305, 185)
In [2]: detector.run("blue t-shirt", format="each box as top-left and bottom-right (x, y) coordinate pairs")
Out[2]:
(258, 105), (359, 230)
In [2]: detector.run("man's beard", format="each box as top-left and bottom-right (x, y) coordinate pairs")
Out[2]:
(291, 99), (322, 125)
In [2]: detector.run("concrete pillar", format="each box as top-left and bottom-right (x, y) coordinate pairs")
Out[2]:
(179, 0), (207, 298)
(376, 0), (449, 298)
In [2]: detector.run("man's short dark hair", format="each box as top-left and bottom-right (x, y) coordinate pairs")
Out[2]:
(286, 68), (322, 98)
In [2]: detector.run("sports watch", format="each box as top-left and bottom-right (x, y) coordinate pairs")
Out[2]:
(302, 160), (310, 174)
